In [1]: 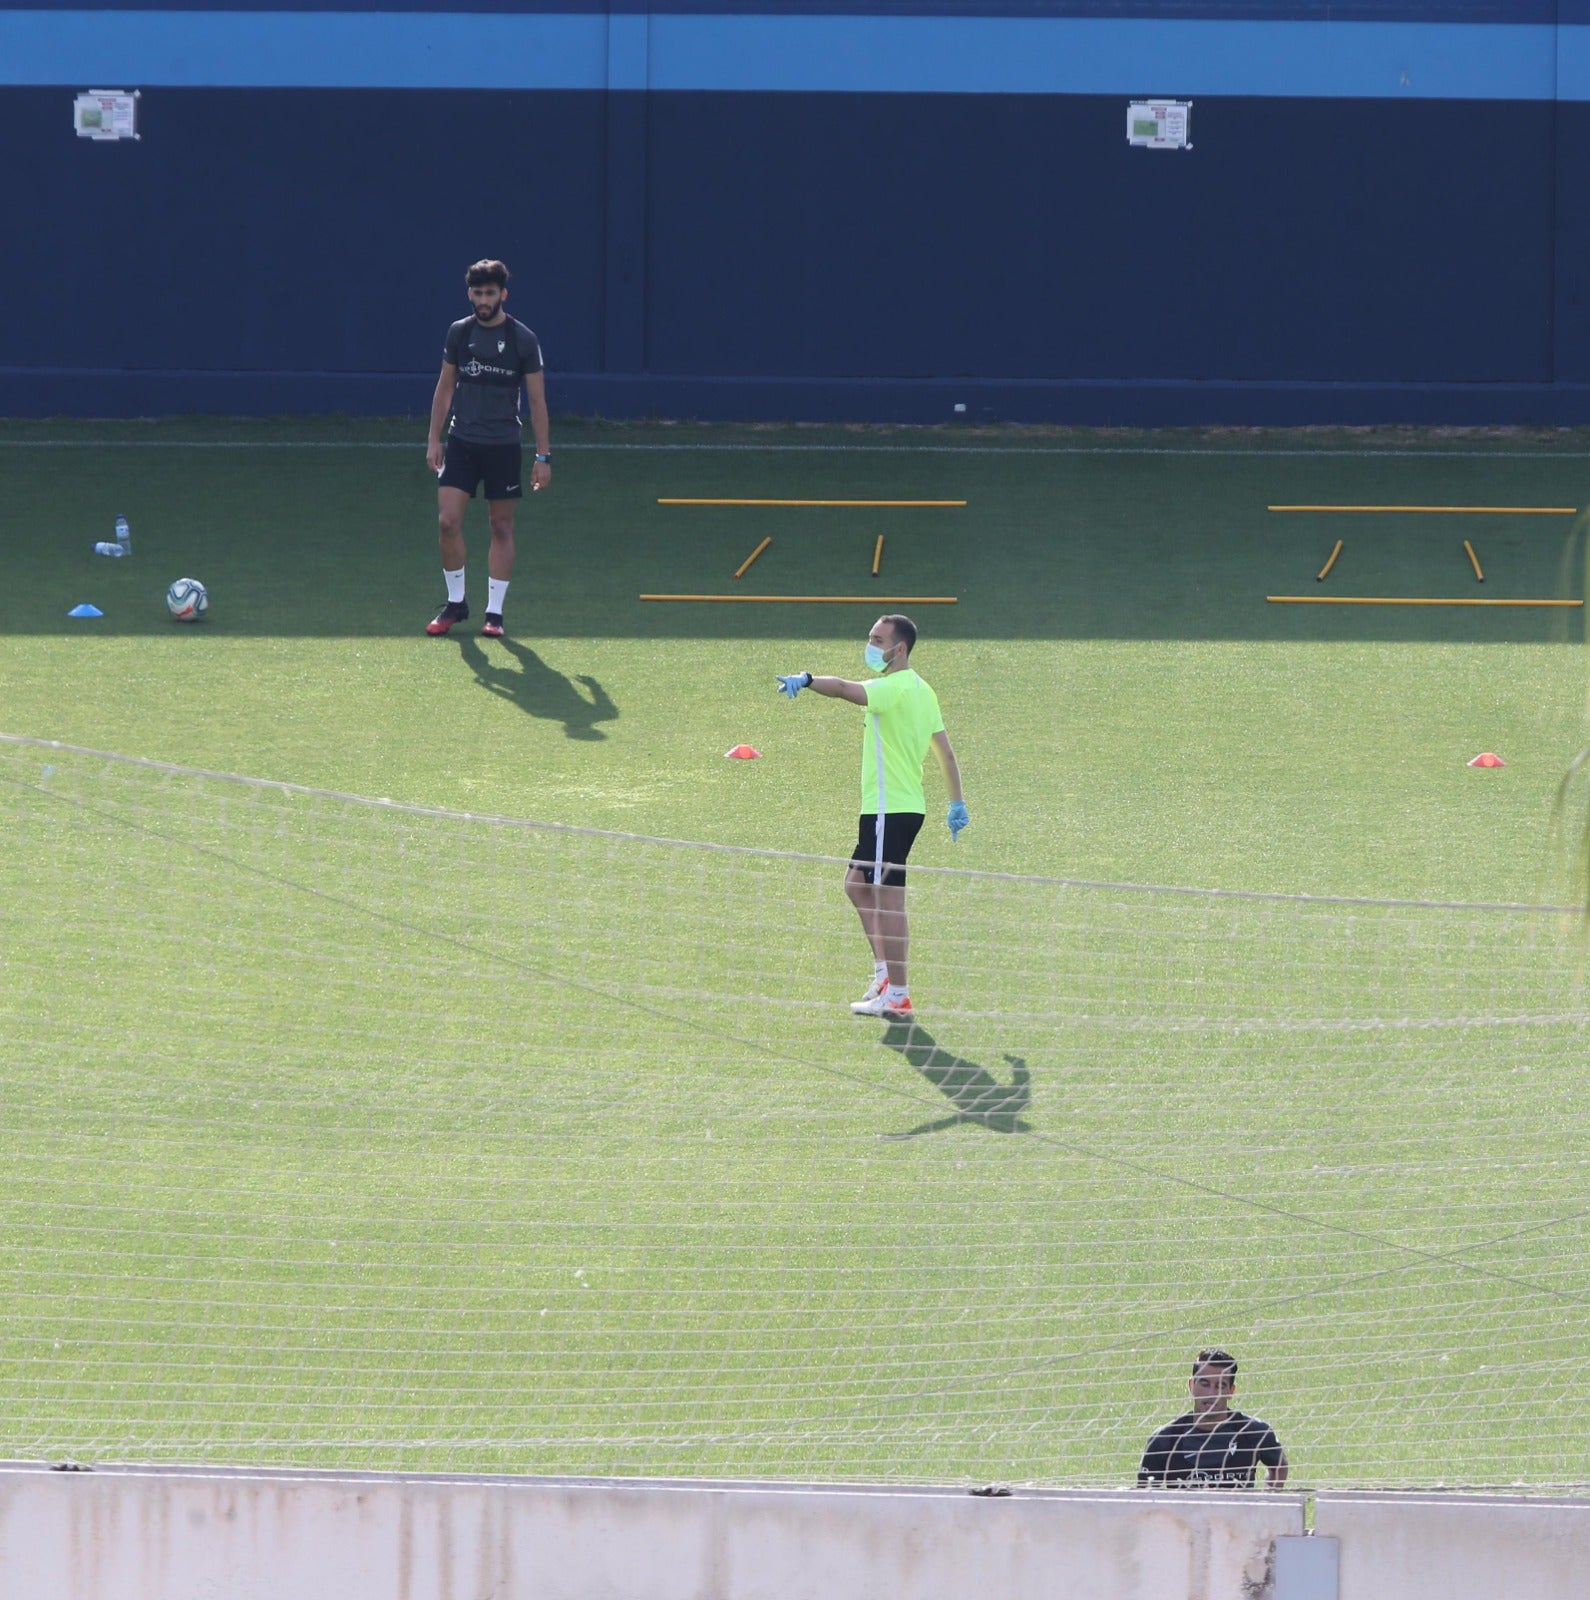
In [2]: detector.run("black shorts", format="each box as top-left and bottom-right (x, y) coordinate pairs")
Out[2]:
(848, 812), (925, 887)
(438, 436), (523, 500)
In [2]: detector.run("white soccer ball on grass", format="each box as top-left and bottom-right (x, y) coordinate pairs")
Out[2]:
(166, 578), (209, 622)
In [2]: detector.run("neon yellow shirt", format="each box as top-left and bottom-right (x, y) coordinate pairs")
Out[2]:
(859, 669), (945, 814)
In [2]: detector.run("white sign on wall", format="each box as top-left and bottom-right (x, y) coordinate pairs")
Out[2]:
(1127, 100), (1191, 150)
(74, 90), (140, 141)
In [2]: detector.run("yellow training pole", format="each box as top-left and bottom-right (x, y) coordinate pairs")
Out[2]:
(872, 535), (884, 576)
(658, 498), (967, 508)
(1463, 539), (1485, 582)
(1268, 505), (1577, 515)
(1316, 539), (1343, 582)
(733, 536), (772, 579)
(640, 594), (959, 604)
(1267, 596), (1581, 607)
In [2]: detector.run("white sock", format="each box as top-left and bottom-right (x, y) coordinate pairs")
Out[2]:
(444, 567), (465, 604)
(874, 961), (889, 983)
(886, 984), (909, 1003)
(488, 577), (510, 616)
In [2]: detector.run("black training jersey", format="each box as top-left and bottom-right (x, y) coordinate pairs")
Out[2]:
(1137, 1410), (1285, 1488)
(444, 315), (543, 445)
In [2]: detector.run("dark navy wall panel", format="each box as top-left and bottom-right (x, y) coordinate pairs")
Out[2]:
(644, 93), (1552, 384)
(1555, 99), (1590, 382)
(1, 3), (1587, 420)
(0, 88), (603, 376)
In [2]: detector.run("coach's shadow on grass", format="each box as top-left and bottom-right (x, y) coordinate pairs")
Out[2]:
(879, 1024), (1032, 1138)
(457, 635), (618, 740)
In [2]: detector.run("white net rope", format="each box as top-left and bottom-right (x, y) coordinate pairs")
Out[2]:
(2, 733), (1588, 1488)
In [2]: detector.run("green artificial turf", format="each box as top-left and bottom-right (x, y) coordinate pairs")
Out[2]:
(4, 417), (1587, 900)
(2, 419), (1588, 1490)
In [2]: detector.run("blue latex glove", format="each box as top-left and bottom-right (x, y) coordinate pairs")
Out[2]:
(777, 673), (812, 700)
(947, 801), (969, 841)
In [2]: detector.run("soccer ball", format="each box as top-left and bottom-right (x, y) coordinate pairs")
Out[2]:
(166, 578), (209, 622)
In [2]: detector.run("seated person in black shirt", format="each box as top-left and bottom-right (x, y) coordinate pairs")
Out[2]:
(1138, 1347), (1289, 1489)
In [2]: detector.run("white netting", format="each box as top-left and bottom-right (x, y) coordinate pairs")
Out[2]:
(2, 733), (1588, 1488)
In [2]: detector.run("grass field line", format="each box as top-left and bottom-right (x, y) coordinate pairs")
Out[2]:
(3, 733), (1573, 915)
(1020, 1203), (1590, 1394)
(29, 1183), (1576, 1434)
(735, 988), (1590, 1033)
(897, 1008), (1590, 1034)
(7, 743), (1585, 1318)
(13, 438), (1590, 460)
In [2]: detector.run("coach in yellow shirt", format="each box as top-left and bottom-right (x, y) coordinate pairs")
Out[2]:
(777, 614), (967, 1020)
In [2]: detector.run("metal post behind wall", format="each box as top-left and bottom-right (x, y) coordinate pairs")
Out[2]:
(1275, 1534), (1340, 1600)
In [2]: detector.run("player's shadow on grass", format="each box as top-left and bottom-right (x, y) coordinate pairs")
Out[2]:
(457, 635), (618, 741)
(878, 1023), (1032, 1138)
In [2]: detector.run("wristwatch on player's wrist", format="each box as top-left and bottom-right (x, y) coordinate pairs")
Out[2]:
(534, 452), (551, 462)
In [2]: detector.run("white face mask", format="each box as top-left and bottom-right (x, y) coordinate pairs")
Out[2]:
(864, 642), (892, 672)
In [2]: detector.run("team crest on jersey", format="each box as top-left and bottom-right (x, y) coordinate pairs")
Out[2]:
(498, 339), (506, 352)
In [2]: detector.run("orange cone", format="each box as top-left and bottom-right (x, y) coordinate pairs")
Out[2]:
(725, 744), (761, 760)
(1467, 752), (1506, 768)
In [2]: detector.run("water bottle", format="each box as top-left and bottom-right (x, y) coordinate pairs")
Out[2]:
(115, 515), (131, 555)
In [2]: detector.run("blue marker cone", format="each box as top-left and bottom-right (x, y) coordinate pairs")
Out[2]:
(67, 603), (104, 618)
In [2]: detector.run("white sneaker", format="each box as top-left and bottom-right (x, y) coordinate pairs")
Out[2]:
(850, 992), (915, 1020)
(856, 973), (888, 1005)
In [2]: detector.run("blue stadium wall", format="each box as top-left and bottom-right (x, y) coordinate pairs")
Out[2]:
(5, 2), (1590, 424)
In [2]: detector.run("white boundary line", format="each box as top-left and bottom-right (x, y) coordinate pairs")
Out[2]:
(5, 439), (1590, 459)
(2, 731), (1576, 914)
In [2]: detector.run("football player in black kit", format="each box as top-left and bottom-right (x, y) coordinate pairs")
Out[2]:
(424, 259), (551, 638)
(1138, 1349), (1289, 1488)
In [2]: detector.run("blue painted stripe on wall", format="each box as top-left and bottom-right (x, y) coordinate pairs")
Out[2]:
(640, 1), (1557, 18)
(2, 10), (609, 88)
(645, 17), (1560, 97)
(3, 11), (1582, 97)
(607, 10), (647, 90)
(0, 3), (1558, 20)
(1561, 18), (1590, 92)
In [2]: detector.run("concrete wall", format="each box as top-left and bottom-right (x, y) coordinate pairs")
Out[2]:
(0, 1463), (1299, 1600)
(7, 1465), (1590, 1599)
(1318, 1491), (1590, 1600)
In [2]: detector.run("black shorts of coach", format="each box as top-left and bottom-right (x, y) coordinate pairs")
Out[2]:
(849, 812), (925, 887)
(438, 437), (524, 500)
